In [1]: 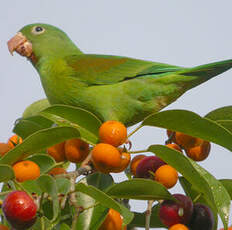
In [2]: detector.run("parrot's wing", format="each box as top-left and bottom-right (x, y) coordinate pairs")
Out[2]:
(65, 54), (184, 85)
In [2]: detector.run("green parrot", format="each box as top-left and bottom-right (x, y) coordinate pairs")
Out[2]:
(7, 23), (232, 126)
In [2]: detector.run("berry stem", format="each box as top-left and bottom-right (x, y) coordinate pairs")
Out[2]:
(145, 200), (154, 230)
(40, 216), (45, 230)
(128, 150), (147, 154)
(127, 124), (143, 138)
(0, 191), (12, 197)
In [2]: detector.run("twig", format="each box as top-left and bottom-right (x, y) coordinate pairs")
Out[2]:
(70, 176), (82, 230)
(145, 200), (154, 230)
(55, 164), (92, 179)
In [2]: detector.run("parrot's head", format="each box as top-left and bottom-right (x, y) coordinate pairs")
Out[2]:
(7, 23), (80, 64)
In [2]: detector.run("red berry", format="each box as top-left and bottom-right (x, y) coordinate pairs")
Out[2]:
(188, 203), (214, 230)
(159, 194), (193, 227)
(136, 156), (166, 178)
(2, 191), (37, 229)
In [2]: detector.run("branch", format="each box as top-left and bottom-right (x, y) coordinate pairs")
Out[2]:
(145, 200), (154, 230)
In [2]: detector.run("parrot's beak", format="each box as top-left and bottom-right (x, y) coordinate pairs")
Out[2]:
(7, 32), (33, 57)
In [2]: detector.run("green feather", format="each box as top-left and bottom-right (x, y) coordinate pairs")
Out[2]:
(12, 23), (232, 126)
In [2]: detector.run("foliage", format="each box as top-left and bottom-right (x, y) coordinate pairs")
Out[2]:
(1, 104), (232, 230)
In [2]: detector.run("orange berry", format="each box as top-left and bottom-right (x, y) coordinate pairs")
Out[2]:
(0, 143), (11, 156)
(175, 132), (198, 149)
(64, 138), (89, 163)
(99, 208), (126, 230)
(220, 226), (232, 230)
(99, 120), (127, 147)
(169, 224), (189, 230)
(91, 143), (122, 174)
(47, 142), (66, 162)
(130, 155), (146, 176)
(185, 141), (210, 161)
(155, 165), (178, 189)
(0, 224), (9, 230)
(166, 143), (182, 153)
(13, 160), (40, 182)
(48, 167), (67, 176)
(7, 135), (23, 149)
(112, 152), (131, 173)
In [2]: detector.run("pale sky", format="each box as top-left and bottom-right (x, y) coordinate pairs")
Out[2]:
(1, 1), (232, 229)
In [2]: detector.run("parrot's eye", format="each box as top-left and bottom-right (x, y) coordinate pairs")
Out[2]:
(31, 26), (45, 35)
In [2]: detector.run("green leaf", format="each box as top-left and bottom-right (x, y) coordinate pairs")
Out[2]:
(87, 205), (109, 230)
(142, 109), (232, 152)
(75, 182), (134, 225)
(39, 105), (102, 144)
(86, 172), (114, 191)
(58, 223), (71, 230)
(21, 180), (42, 195)
(0, 127), (80, 165)
(31, 216), (53, 230)
(220, 179), (232, 200)
(129, 203), (165, 228)
(0, 164), (14, 182)
(75, 178), (108, 230)
(56, 178), (71, 195)
(26, 154), (56, 174)
(13, 115), (53, 139)
(107, 178), (173, 200)
(148, 144), (230, 230)
(179, 177), (218, 230)
(37, 175), (59, 221)
(216, 120), (232, 133)
(205, 106), (232, 121)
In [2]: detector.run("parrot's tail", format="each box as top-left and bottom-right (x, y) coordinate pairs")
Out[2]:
(179, 59), (232, 87)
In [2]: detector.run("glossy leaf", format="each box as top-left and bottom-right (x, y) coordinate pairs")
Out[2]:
(0, 164), (14, 182)
(216, 120), (232, 133)
(0, 127), (80, 165)
(220, 179), (232, 200)
(40, 105), (102, 144)
(205, 106), (232, 121)
(106, 178), (174, 200)
(142, 109), (232, 152)
(87, 172), (114, 191)
(56, 177), (71, 195)
(75, 182), (134, 225)
(22, 99), (50, 118)
(26, 154), (56, 174)
(129, 203), (165, 228)
(22, 180), (42, 195)
(37, 175), (59, 221)
(13, 115), (53, 139)
(58, 223), (71, 230)
(148, 144), (230, 229)
(75, 178), (108, 230)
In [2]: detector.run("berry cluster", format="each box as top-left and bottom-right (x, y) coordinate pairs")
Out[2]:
(159, 193), (214, 230)
(167, 130), (211, 161)
(0, 122), (217, 230)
